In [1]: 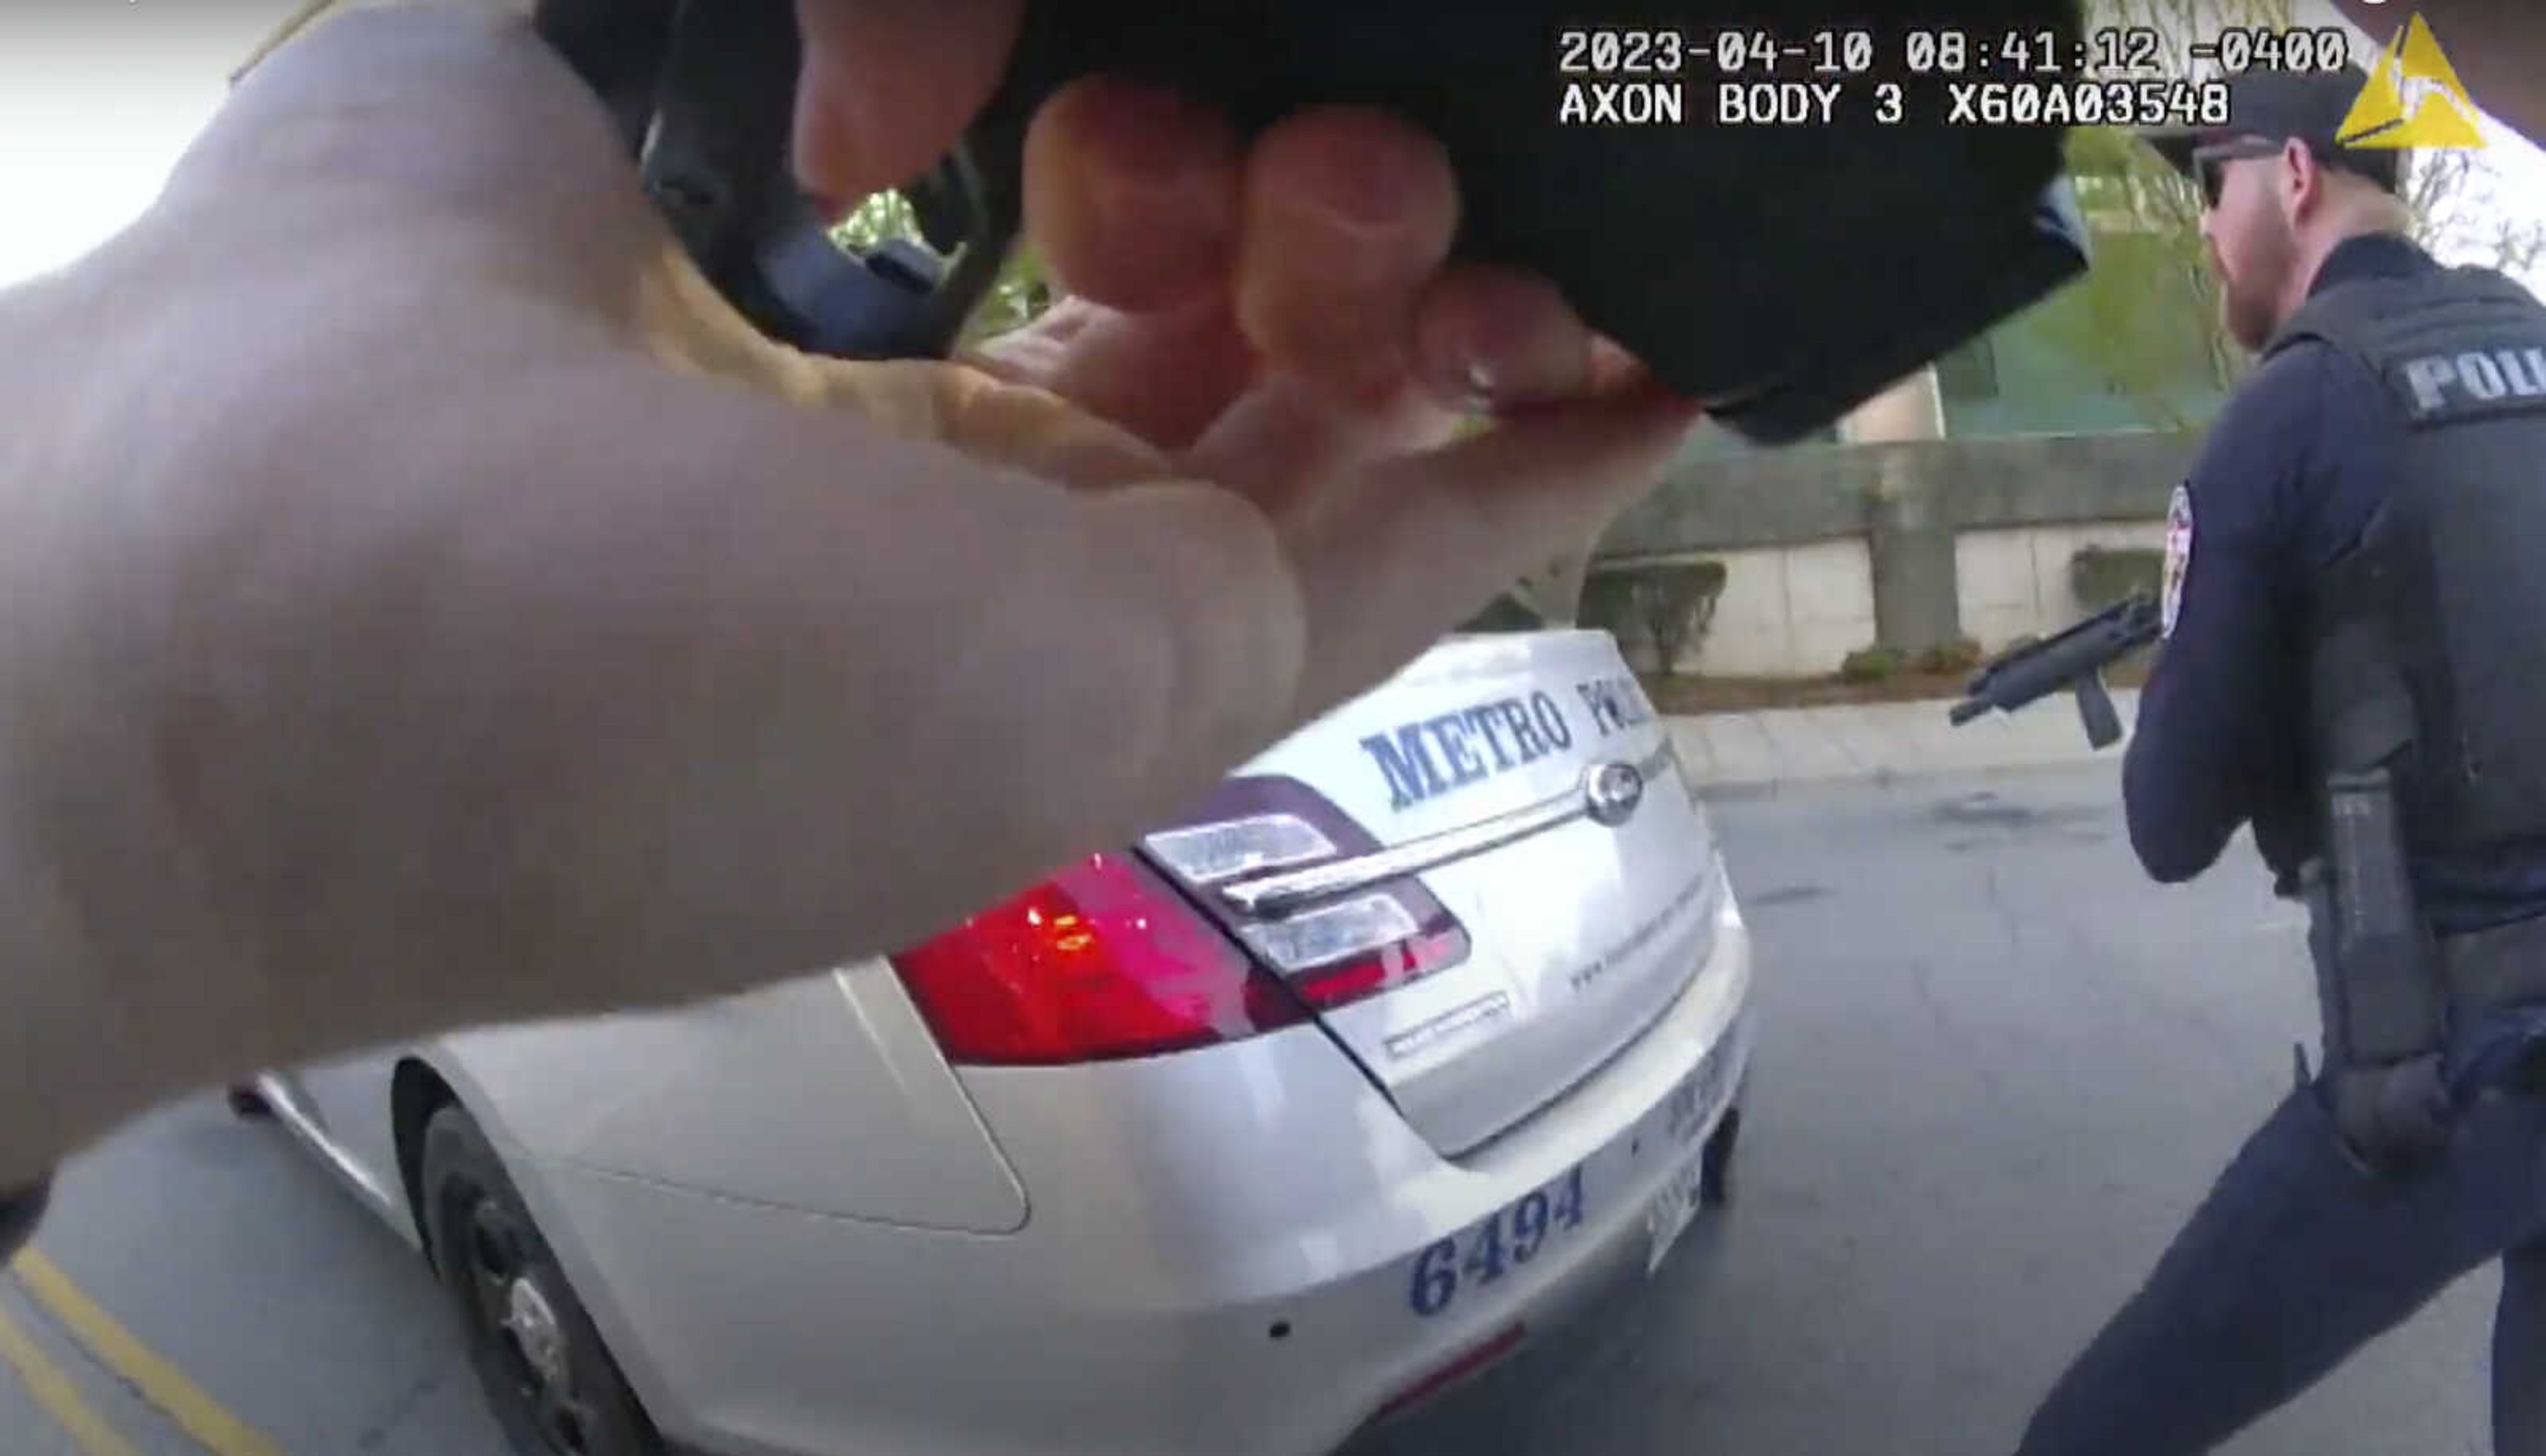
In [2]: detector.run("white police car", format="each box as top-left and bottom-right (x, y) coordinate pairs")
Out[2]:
(241, 625), (1756, 1456)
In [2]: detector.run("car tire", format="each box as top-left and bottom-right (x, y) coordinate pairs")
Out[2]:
(420, 1103), (665, 1456)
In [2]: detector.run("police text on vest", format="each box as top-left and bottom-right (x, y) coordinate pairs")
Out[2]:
(2396, 345), (2546, 420)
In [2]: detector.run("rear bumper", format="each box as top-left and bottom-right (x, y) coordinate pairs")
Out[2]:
(649, 1097), (1746, 1456)
(524, 907), (1754, 1456)
(1335, 1099), (1745, 1456)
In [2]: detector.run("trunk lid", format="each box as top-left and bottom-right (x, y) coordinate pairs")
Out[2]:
(1144, 631), (1726, 1158)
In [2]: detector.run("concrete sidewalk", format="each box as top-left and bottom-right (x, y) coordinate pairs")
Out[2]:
(1666, 689), (2139, 798)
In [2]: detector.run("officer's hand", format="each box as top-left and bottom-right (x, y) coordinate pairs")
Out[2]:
(0, 0), (1697, 1183)
(2329, 2), (2546, 151)
(791, 0), (1643, 440)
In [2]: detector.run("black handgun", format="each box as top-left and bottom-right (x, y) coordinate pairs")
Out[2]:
(1948, 592), (2161, 749)
(531, 0), (2092, 446)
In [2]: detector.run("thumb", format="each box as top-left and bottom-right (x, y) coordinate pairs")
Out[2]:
(791, 0), (1027, 206)
(1277, 390), (1703, 723)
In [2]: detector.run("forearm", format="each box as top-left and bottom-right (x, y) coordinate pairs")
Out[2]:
(0, 271), (171, 1189)
(0, 828), (131, 1195)
(228, 359), (1308, 1036)
(0, 0), (1695, 1193)
(0, 269), (1307, 1189)
(2121, 745), (2240, 883)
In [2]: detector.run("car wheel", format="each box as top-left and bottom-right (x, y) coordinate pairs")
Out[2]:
(420, 1103), (664, 1456)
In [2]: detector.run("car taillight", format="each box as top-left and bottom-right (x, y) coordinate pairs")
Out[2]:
(891, 779), (1471, 1065)
(888, 851), (1305, 1066)
(1141, 776), (1472, 1013)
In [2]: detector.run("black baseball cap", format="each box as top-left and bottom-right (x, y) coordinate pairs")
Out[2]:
(2140, 65), (2405, 196)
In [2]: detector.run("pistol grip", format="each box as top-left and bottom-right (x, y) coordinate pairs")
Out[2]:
(2073, 674), (2122, 750)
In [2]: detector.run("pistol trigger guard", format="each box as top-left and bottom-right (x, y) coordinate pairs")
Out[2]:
(899, 135), (1026, 357)
(770, 122), (1023, 360)
(902, 154), (982, 257)
(532, 0), (1025, 363)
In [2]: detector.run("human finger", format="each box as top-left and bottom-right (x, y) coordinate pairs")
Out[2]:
(1024, 76), (1246, 312)
(1180, 373), (1462, 524)
(969, 296), (1261, 451)
(1408, 263), (1602, 412)
(630, 227), (1174, 489)
(1233, 105), (1459, 401)
(1587, 335), (1652, 394)
(1276, 389), (1705, 719)
(791, 358), (1176, 490)
(790, 0), (1026, 208)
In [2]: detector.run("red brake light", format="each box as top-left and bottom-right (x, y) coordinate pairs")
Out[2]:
(888, 852), (1305, 1066)
(1289, 926), (1471, 1012)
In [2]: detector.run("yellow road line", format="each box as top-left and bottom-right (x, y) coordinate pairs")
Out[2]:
(13, 1249), (289, 1456)
(0, 1297), (143, 1456)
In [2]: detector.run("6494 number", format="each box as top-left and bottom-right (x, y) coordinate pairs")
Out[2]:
(1408, 1166), (1587, 1317)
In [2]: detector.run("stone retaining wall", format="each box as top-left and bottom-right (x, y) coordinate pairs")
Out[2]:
(1589, 429), (2199, 674)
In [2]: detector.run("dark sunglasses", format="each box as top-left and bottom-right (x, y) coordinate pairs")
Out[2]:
(2191, 137), (2285, 209)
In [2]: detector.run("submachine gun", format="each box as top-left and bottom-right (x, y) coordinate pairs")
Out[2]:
(1948, 593), (2162, 749)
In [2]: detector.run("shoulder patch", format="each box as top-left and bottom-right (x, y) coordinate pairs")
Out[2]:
(2161, 483), (2193, 639)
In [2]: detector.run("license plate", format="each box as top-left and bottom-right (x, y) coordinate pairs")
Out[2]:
(1644, 1015), (1746, 1276)
(1664, 1012), (1745, 1149)
(1644, 1148), (1709, 1276)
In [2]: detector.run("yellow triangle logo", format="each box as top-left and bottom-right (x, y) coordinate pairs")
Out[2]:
(2338, 14), (2486, 150)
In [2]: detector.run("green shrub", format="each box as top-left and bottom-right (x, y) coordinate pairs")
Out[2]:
(1915, 636), (1984, 674)
(1578, 572), (1638, 639)
(1841, 646), (1905, 683)
(1580, 560), (1730, 673)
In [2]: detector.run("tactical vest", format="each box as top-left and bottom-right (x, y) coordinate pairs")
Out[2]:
(2266, 263), (2546, 857)
(2262, 262), (2546, 1162)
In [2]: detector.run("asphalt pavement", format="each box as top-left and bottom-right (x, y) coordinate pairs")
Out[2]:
(5, 762), (2512, 1456)
(1538, 765), (2500, 1456)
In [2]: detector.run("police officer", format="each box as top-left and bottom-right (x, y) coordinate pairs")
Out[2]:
(2014, 65), (2546, 1455)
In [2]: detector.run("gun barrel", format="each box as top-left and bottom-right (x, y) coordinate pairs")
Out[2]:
(1987, 637), (2116, 707)
(1953, 595), (2161, 719)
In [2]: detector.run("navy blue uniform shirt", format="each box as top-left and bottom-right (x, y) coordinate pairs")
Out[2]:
(2122, 233), (2546, 1091)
